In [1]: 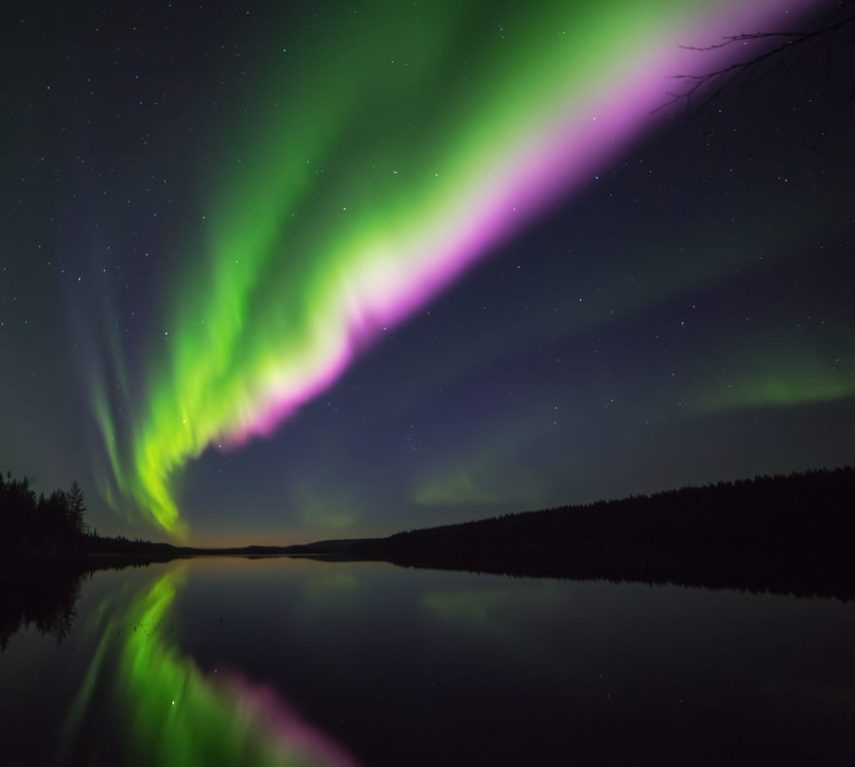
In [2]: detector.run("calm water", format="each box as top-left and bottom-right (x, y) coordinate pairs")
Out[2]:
(1, 557), (854, 766)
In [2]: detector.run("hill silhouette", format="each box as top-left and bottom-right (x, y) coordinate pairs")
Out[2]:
(344, 467), (855, 600)
(4, 467), (855, 603)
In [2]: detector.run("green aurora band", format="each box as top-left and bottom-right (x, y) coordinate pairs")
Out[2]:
(92, 0), (821, 535)
(691, 343), (855, 414)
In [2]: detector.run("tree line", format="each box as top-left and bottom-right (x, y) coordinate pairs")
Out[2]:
(0, 472), (89, 558)
(357, 466), (855, 600)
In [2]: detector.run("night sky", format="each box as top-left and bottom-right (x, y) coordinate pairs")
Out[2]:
(1, 0), (853, 545)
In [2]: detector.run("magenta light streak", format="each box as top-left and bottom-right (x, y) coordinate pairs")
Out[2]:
(229, 0), (821, 446)
(224, 674), (357, 767)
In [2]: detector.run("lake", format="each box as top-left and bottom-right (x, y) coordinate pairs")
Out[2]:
(1, 557), (854, 765)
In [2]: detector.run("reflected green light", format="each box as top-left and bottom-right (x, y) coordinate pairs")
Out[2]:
(67, 568), (353, 767)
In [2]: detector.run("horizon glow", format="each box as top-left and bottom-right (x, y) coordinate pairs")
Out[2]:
(92, 0), (821, 535)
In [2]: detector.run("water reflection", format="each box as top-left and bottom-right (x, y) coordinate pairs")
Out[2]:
(2, 558), (855, 766)
(0, 563), (82, 652)
(64, 566), (354, 767)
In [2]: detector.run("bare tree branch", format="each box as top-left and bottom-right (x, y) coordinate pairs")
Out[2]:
(652, 11), (855, 116)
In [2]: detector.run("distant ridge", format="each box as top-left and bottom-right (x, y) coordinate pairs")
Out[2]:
(6, 466), (854, 599)
(336, 466), (855, 599)
(102, 467), (855, 601)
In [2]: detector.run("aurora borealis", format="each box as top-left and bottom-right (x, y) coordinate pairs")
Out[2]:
(1, 0), (854, 542)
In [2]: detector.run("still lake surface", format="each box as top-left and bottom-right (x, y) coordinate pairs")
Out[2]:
(1, 557), (854, 766)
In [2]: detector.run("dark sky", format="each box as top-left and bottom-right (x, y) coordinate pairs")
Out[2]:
(1, 0), (853, 544)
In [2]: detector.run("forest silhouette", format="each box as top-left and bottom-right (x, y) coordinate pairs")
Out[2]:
(349, 467), (855, 600)
(2, 466), (855, 651)
(0, 471), (182, 562)
(0, 472), (173, 651)
(0, 473), (88, 559)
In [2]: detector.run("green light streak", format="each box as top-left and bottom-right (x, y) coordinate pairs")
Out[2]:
(90, 0), (806, 534)
(66, 568), (351, 767)
(691, 346), (855, 413)
(413, 406), (555, 510)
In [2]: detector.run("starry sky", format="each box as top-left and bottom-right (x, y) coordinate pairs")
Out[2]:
(1, 0), (853, 545)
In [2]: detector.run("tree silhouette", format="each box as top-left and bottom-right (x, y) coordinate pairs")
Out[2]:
(658, 6), (855, 121)
(0, 471), (87, 558)
(67, 480), (87, 536)
(357, 467), (855, 600)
